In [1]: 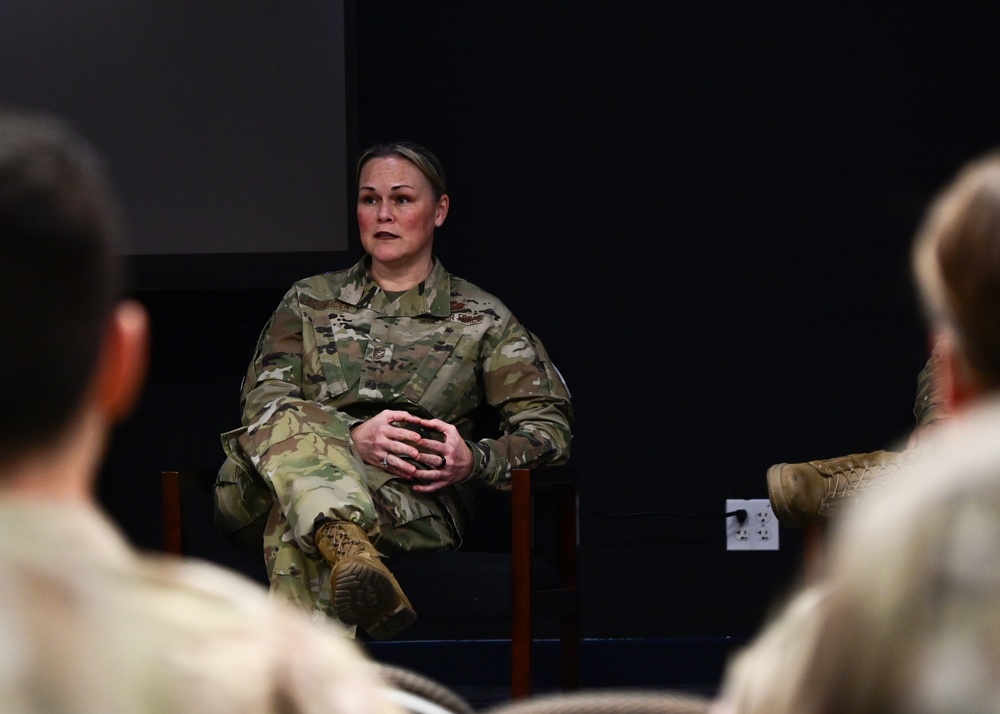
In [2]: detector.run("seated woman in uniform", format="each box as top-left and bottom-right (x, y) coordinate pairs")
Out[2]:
(217, 141), (574, 639)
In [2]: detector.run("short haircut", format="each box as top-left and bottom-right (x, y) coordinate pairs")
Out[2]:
(913, 150), (1000, 390)
(356, 141), (447, 200)
(0, 109), (124, 456)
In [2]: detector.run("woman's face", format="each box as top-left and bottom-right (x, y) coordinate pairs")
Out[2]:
(357, 156), (448, 270)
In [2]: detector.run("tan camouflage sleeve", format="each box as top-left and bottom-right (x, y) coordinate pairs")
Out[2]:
(468, 315), (574, 487)
(237, 289), (367, 544)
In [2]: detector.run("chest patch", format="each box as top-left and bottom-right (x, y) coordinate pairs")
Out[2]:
(452, 313), (484, 325)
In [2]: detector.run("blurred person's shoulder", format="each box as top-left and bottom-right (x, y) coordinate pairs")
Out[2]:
(0, 501), (398, 714)
(845, 395), (1000, 537)
(129, 553), (399, 714)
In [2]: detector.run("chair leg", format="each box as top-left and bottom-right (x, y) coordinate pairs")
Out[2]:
(558, 485), (580, 690)
(162, 471), (183, 555)
(511, 466), (582, 698)
(511, 468), (533, 699)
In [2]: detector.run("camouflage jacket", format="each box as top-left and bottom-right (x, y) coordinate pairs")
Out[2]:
(232, 256), (574, 545)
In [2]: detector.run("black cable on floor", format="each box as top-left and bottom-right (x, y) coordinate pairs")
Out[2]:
(583, 508), (749, 523)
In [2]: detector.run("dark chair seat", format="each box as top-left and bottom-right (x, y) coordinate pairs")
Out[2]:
(379, 549), (560, 640)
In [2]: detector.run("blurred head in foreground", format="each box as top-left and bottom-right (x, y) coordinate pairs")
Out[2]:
(913, 150), (1000, 412)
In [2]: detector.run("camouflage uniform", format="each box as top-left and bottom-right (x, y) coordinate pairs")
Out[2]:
(218, 256), (573, 622)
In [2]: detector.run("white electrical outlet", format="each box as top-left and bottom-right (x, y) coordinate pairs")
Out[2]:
(726, 499), (779, 551)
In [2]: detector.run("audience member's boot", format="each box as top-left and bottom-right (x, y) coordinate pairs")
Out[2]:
(315, 521), (416, 640)
(767, 450), (913, 527)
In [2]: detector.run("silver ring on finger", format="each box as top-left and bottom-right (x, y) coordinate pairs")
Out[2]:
(440, 456), (447, 469)
(381, 454), (389, 468)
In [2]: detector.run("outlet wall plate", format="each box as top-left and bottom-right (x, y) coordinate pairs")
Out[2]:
(726, 498), (779, 551)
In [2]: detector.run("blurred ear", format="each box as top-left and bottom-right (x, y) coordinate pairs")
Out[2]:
(937, 330), (981, 412)
(95, 300), (150, 423)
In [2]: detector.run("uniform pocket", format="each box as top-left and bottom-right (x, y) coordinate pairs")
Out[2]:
(371, 478), (469, 553)
(301, 305), (354, 400)
(215, 428), (275, 551)
(401, 329), (478, 415)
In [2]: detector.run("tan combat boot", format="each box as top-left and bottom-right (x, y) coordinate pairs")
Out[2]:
(767, 449), (915, 527)
(315, 522), (416, 640)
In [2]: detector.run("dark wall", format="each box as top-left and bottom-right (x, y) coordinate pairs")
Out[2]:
(100, 3), (1000, 643)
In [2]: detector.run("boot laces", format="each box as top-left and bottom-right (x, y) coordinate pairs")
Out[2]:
(329, 527), (372, 559)
(818, 449), (922, 514)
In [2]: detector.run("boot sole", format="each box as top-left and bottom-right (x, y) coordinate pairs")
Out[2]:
(332, 559), (416, 640)
(766, 462), (798, 527)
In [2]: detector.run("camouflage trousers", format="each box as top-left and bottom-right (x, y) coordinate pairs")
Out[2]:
(262, 445), (471, 628)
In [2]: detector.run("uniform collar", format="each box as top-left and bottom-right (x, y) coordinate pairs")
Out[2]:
(336, 255), (452, 317)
